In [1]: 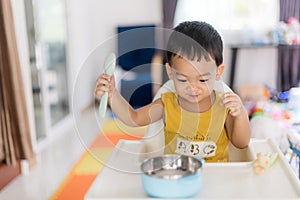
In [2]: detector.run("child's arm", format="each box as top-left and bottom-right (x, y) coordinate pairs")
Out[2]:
(95, 73), (164, 126)
(222, 92), (251, 149)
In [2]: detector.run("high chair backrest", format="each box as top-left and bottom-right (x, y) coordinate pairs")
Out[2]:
(142, 79), (232, 156)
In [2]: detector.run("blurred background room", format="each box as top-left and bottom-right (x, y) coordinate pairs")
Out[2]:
(1, 0), (300, 199)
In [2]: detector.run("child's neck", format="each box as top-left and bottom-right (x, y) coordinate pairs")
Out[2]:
(178, 91), (216, 113)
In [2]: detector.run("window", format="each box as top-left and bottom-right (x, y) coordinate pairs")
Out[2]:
(174, 0), (279, 42)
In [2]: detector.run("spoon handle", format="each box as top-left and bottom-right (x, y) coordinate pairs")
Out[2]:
(99, 53), (116, 117)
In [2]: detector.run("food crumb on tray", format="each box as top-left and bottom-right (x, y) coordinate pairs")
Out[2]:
(252, 152), (278, 175)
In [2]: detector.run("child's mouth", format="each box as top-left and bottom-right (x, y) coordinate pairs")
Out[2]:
(188, 94), (200, 99)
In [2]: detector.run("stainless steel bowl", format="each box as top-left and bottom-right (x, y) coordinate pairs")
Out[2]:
(140, 154), (203, 198)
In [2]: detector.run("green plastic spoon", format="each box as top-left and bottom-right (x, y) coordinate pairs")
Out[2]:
(99, 53), (116, 117)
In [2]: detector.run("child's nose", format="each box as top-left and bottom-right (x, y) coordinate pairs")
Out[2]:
(189, 81), (201, 91)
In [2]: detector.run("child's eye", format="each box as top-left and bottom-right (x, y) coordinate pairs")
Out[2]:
(199, 79), (209, 82)
(177, 79), (187, 82)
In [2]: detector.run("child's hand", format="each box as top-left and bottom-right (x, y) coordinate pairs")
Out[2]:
(221, 92), (244, 117)
(95, 73), (115, 99)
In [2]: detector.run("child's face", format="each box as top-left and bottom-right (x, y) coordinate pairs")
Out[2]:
(166, 56), (223, 103)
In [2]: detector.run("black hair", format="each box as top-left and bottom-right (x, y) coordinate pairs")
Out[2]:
(166, 21), (223, 67)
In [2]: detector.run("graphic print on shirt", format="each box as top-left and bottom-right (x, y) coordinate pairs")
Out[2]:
(175, 137), (217, 158)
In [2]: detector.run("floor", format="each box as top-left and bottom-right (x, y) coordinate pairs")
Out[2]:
(0, 109), (102, 200)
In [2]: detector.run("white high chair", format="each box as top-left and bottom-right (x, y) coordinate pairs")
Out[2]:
(142, 79), (232, 157)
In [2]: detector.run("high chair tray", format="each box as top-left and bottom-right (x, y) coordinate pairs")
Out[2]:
(85, 139), (300, 199)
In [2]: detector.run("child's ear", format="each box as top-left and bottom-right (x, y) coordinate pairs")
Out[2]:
(165, 63), (173, 80)
(216, 64), (224, 80)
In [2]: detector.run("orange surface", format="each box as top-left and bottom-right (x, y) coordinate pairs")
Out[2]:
(90, 133), (143, 148)
(51, 174), (97, 200)
(50, 119), (146, 200)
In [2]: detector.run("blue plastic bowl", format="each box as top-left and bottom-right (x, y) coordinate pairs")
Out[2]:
(140, 154), (203, 198)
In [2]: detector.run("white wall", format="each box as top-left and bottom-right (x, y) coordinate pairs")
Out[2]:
(66, 0), (162, 112)
(225, 47), (277, 90)
(221, 31), (277, 90)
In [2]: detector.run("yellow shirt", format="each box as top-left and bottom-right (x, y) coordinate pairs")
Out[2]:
(161, 92), (229, 162)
